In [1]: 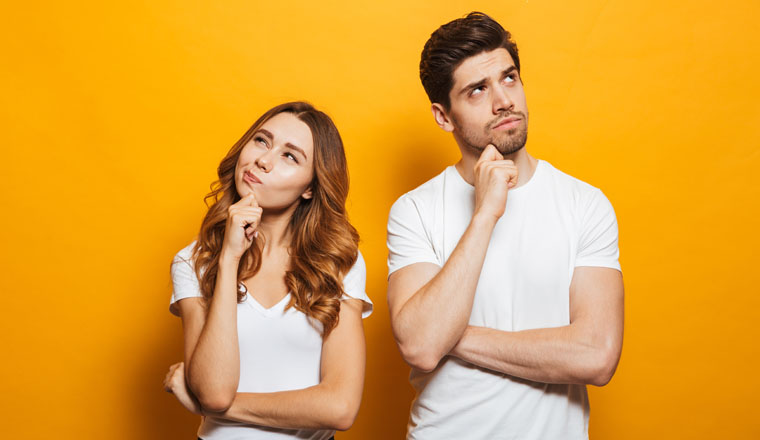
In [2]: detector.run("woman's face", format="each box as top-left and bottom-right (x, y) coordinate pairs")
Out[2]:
(234, 112), (315, 211)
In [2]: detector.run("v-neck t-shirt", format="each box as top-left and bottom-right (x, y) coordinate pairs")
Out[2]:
(170, 242), (372, 440)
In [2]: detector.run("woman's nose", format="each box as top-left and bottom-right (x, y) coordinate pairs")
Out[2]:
(255, 153), (273, 172)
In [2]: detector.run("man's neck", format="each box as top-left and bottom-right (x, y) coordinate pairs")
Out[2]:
(455, 146), (539, 188)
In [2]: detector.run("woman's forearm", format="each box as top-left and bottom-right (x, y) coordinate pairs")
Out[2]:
(187, 255), (241, 411)
(210, 383), (358, 432)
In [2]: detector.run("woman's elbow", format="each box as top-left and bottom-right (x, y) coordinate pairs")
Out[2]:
(328, 399), (360, 431)
(196, 391), (235, 413)
(187, 371), (237, 412)
(331, 405), (357, 431)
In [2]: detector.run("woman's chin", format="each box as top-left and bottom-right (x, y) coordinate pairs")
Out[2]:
(259, 200), (302, 216)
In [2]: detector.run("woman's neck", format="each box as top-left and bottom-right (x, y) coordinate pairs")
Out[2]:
(257, 204), (297, 254)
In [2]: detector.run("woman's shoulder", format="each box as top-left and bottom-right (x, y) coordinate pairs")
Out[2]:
(342, 249), (372, 318)
(172, 240), (198, 265)
(349, 249), (366, 274)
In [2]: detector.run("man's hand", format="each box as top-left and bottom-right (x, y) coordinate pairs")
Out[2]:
(473, 144), (518, 222)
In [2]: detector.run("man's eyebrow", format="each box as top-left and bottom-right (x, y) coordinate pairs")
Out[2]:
(460, 78), (487, 96)
(501, 66), (518, 78)
(459, 65), (519, 96)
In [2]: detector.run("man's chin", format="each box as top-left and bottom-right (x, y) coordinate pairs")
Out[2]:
(456, 129), (527, 156)
(494, 142), (526, 156)
(492, 131), (528, 156)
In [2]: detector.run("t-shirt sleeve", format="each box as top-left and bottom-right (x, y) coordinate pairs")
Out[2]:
(575, 189), (621, 271)
(386, 195), (441, 277)
(341, 250), (373, 319)
(169, 248), (203, 317)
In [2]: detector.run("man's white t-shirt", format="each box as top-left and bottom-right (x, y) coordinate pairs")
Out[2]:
(386, 160), (620, 440)
(170, 242), (373, 440)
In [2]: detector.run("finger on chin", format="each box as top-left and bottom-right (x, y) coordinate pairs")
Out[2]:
(483, 144), (503, 161)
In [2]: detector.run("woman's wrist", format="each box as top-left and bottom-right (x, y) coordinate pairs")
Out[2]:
(219, 250), (241, 268)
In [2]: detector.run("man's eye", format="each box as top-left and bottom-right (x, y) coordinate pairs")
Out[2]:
(471, 86), (485, 96)
(504, 74), (516, 83)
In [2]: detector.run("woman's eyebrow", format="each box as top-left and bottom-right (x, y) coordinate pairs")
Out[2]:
(257, 128), (307, 160)
(285, 142), (307, 160)
(256, 128), (274, 139)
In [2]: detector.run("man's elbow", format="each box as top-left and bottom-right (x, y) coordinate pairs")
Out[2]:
(586, 347), (621, 387)
(398, 341), (442, 373)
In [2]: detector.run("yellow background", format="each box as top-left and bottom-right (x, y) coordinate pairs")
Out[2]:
(2, 1), (758, 438)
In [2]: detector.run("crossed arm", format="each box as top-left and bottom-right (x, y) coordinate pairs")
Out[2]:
(388, 224), (624, 385)
(169, 295), (366, 431)
(449, 266), (623, 386)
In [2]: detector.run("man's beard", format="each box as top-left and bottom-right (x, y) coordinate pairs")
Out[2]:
(454, 111), (528, 156)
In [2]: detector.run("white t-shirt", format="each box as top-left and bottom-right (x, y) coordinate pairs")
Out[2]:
(170, 242), (373, 440)
(386, 160), (620, 440)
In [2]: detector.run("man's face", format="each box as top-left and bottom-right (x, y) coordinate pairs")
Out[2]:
(442, 48), (528, 156)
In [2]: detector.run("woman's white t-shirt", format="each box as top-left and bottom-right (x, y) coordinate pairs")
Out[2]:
(170, 242), (373, 440)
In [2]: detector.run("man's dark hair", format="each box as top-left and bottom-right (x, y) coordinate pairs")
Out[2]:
(419, 12), (520, 109)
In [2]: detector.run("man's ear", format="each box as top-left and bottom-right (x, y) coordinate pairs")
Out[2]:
(301, 186), (313, 200)
(431, 103), (454, 132)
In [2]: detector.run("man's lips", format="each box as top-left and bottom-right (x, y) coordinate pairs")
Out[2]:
(243, 170), (262, 184)
(492, 117), (522, 130)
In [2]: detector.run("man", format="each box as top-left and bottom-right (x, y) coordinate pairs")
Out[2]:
(386, 12), (624, 439)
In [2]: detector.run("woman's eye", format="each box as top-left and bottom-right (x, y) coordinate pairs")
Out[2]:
(285, 152), (297, 162)
(254, 136), (268, 147)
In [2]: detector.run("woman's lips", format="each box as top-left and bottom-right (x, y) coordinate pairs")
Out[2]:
(243, 170), (262, 184)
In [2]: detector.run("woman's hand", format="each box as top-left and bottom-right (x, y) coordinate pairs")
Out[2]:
(221, 192), (263, 262)
(163, 362), (203, 415)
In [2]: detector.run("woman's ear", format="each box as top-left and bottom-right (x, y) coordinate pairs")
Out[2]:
(301, 186), (313, 200)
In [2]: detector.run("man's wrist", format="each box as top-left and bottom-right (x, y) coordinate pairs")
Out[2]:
(450, 325), (472, 359)
(470, 212), (499, 231)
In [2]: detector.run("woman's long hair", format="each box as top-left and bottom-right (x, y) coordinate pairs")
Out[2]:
(192, 102), (359, 336)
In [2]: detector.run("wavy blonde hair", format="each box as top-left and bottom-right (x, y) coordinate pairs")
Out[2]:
(192, 102), (359, 336)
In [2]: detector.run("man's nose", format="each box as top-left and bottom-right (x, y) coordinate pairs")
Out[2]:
(492, 85), (514, 114)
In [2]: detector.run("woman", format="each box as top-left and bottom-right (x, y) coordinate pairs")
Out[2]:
(163, 101), (372, 440)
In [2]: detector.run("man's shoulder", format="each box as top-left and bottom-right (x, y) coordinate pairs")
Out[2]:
(391, 167), (450, 210)
(540, 160), (604, 198)
(539, 161), (617, 224)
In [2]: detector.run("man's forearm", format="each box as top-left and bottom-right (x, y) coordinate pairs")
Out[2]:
(393, 214), (497, 371)
(450, 324), (621, 386)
